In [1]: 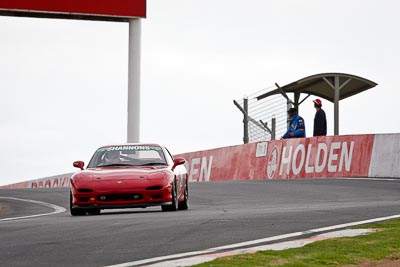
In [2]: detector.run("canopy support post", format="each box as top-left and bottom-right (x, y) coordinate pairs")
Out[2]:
(334, 75), (340, 135)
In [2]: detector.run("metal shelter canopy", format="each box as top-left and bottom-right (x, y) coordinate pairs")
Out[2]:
(256, 73), (378, 135)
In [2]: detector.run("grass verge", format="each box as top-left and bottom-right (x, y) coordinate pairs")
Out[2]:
(193, 218), (400, 267)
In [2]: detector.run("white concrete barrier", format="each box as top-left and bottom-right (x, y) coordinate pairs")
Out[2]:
(369, 134), (400, 178)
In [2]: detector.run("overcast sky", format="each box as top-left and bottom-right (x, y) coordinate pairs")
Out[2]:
(1, 0), (399, 186)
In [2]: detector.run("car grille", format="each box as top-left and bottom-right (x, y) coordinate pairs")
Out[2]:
(97, 194), (143, 201)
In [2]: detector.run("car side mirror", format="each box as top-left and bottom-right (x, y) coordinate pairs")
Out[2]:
(172, 157), (185, 171)
(73, 161), (85, 170)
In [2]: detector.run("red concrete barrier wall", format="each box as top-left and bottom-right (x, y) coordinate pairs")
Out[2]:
(176, 142), (267, 182)
(0, 181), (29, 189)
(175, 134), (375, 181)
(2, 133), (398, 189)
(0, 174), (72, 189)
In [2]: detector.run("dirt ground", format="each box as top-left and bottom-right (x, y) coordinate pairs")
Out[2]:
(0, 203), (9, 216)
(343, 258), (400, 267)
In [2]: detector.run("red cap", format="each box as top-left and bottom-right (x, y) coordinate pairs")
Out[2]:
(313, 99), (322, 107)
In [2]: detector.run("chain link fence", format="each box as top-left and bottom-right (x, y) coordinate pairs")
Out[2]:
(234, 85), (288, 143)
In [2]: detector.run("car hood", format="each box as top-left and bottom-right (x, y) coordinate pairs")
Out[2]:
(73, 166), (169, 182)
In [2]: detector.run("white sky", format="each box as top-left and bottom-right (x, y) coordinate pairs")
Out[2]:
(1, 0), (399, 186)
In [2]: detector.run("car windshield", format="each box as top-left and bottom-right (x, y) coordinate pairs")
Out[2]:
(87, 145), (168, 168)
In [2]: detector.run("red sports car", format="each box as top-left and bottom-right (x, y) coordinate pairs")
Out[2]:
(70, 144), (189, 216)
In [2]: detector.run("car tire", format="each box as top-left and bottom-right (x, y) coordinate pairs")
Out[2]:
(178, 180), (189, 210)
(162, 180), (178, 212)
(70, 191), (86, 216)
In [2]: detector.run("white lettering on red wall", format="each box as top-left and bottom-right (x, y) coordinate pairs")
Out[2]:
(186, 156), (213, 182)
(279, 142), (354, 176)
(30, 177), (71, 188)
(267, 135), (374, 179)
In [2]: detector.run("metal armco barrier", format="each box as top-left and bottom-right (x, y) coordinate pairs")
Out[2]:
(1, 133), (400, 189)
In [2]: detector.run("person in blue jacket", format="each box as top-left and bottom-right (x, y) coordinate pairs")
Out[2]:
(282, 107), (306, 139)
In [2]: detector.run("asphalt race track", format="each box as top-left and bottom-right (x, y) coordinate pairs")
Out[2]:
(1, 179), (400, 267)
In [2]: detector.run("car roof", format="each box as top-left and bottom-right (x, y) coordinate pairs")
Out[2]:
(98, 143), (164, 149)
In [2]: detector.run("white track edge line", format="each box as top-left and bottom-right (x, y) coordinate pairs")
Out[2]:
(0, 197), (66, 222)
(104, 214), (400, 267)
(337, 178), (400, 181)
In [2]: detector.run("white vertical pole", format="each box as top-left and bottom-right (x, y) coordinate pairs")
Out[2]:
(127, 18), (141, 143)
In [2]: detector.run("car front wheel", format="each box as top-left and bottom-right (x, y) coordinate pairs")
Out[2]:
(162, 180), (178, 212)
(178, 180), (189, 210)
(70, 191), (86, 216)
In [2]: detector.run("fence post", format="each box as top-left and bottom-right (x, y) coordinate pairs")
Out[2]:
(243, 98), (249, 144)
(233, 99), (249, 144)
(271, 117), (276, 140)
(287, 100), (293, 129)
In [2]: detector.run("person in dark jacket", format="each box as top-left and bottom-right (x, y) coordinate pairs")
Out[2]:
(282, 108), (306, 139)
(313, 98), (327, 136)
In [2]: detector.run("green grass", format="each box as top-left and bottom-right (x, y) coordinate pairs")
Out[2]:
(192, 218), (400, 267)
